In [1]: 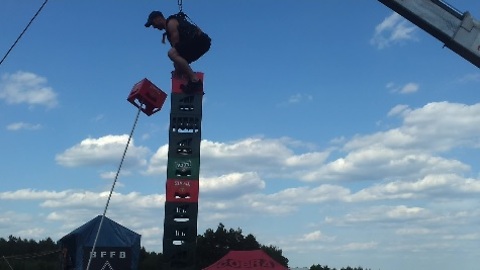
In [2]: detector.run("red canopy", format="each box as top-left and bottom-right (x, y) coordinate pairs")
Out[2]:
(202, 250), (288, 270)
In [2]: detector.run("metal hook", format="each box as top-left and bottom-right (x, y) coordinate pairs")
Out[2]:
(178, 0), (183, 12)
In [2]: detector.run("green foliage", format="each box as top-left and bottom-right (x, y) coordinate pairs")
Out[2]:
(261, 244), (289, 267)
(196, 223), (259, 269)
(138, 247), (163, 270)
(0, 235), (60, 270)
(311, 264), (336, 270)
(310, 264), (371, 270)
(0, 230), (372, 270)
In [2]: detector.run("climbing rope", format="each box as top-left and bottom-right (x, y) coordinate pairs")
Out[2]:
(85, 104), (143, 270)
(0, 0), (49, 67)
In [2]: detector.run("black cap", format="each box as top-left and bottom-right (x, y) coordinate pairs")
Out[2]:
(144, 11), (163, 27)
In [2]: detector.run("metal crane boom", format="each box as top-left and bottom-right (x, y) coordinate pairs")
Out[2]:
(378, 0), (480, 68)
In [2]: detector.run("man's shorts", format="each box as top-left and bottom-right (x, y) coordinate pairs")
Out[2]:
(175, 33), (211, 64)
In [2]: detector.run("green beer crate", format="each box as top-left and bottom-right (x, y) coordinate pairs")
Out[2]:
(167, 157), (200, 180)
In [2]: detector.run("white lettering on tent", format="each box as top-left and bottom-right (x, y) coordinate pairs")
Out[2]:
(100, 261), (114, 270)
(251, 259), (263, 267)
(90, 250), (128, 259)
(217, 259), (275, 268)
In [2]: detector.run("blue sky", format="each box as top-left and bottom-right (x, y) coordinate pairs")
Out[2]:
(1, 1), (480, 269)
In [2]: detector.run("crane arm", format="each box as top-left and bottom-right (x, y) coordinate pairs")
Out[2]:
(378, 0), (480, 68)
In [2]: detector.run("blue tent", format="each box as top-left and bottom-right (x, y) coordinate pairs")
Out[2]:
(59, 215), (141, 270)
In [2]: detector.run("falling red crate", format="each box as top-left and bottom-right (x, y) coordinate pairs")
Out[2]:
(127, 78), (167, 116)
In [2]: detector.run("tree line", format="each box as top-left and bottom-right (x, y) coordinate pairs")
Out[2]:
(310, 265), (372, 270)
(0, 235), (59, 270)
(0, 224), (371, 270)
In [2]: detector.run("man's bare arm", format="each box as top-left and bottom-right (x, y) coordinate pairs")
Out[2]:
(167, 19), (180, 47)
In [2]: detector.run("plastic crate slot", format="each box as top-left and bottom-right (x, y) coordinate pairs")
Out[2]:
(174, 217), (190, 223)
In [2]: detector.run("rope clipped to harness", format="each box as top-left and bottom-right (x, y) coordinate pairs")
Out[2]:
(161, 0), (186, 44)
(178, 0), (183, 12)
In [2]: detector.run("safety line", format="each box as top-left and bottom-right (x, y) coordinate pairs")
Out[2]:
(2, 256), (14, 270)
(85, 104), (142, 270)
(3, 249), (60, 260)
(0, 0), (49, 67)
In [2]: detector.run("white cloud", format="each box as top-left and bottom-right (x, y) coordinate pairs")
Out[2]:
(300, 102), (480, 182)
(443, 233), (480, 241)
(56, 135), (150, 169)
(40, 191), (164, 210)
(388, 104), (410, 117)
(3, 101), (480, 262)
(0, 189), (69, 200)
(395, 227), (432, 235)
(276, 94), (314, 107)
(91, 114), (105, 122)
(202, 137), (327, 176)
(6, 122), (42, 131)
(141, 102), (477, 185)
(399, 82), (419, 94)
(100, 170), (131, 180)
(266, 185), (351, 204)
(351, 174), (480, 202)
(303, 148), (468, 182)
(371, 12), (417, 49)
(386, 82), (419, 94)
(335, 241), (378, 251)
(399, 102), (480, 150)
(301, 230), (322, 241)
(147, 137), (329, 179)
(386, 205), (427, 219)
(287, 94), (313, 104)
(0, 71), (58, 108)
(246, 198), (297, 216)
(16, 228), (46, 239)
(458, 73), (480, 83)
(145, 144), (169, 175)
(299, 230), (335, 242)
(0, 211), (51, 240)
(201, 172), (265, 198)
(137, 226), (163, 247)
(327, 205), (431, 225)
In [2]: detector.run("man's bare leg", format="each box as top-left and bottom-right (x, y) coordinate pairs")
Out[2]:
(168, 48), (198, 82)
(172, 63), (184, 78)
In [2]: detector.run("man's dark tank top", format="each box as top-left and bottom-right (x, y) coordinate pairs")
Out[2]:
(165, 13), (199, 43)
